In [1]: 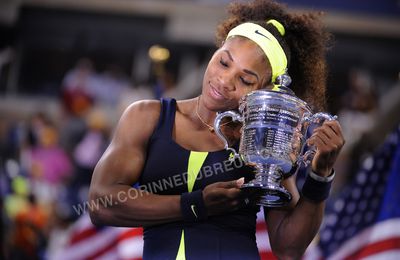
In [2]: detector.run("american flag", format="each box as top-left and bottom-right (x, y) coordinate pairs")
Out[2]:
(50, 214), (143, 260)
(318, 124), (400, 259)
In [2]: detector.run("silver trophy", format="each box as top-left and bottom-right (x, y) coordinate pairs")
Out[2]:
(214, 86), (336, 207)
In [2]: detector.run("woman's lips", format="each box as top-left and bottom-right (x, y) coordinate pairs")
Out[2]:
(209, 83), (226, 101)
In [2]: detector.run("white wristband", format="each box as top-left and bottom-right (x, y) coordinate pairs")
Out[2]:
(308, 169), (335, 183)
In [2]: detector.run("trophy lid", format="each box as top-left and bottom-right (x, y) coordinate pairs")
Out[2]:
(239, 88), (312, 113)
(238, 71), (313, 112)
(272, 85), (295, 95)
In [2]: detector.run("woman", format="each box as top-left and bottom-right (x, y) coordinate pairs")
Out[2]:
(89, 0), (345, 259)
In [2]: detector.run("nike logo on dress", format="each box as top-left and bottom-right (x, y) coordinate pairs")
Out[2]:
(255, 30), (271, 40)
(190, 205), (198, 218)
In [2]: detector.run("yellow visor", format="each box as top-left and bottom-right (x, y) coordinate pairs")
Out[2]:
(226, 22), (287, 84)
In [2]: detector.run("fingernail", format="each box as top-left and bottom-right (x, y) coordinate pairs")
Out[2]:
(236, 177), (245, 186)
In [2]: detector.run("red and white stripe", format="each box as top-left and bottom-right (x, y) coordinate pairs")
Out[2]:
(328, 218), (400, 260)
(57, 214), (143, 260)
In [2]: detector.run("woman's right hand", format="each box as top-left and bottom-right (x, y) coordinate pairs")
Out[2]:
(202, 178), (245, 215)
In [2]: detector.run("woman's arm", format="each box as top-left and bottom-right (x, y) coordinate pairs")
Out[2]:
(265, 120), (345, 259)
(89, 100), (245, 227)
(89, 100), (184, 227)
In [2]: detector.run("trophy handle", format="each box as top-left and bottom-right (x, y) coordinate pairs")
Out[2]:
(298, 112), (338, 167)
(214, 111), (243, 159)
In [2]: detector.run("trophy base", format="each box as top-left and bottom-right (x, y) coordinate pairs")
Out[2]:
(241, 182), (292, 207)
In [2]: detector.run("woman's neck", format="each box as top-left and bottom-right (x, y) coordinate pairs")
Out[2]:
(195, 95), (217, 132)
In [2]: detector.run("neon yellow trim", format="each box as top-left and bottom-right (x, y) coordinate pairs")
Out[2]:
(175, 230), (186, 260)
(187, 151), (208, 192)
(267, 19), (285, 36)
(175, 152), (207, 259)
(226, 22), (287, 83)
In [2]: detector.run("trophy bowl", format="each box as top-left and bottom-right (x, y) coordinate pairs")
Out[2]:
(214, 88), (336, 207)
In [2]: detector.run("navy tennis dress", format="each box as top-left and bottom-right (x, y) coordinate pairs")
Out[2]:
(138, 98), (261, 260)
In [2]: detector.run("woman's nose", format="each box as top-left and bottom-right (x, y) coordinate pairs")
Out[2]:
(218, 70), (235, 91)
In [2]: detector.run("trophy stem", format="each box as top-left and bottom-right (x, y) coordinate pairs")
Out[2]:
(256, 164), (283, 185)
(241, 164), (292, 207)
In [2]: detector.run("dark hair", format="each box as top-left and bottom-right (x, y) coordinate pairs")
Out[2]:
(215, 0), (332, 111)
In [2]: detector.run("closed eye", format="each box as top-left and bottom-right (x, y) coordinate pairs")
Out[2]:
(220, 58), (228, 67)
(240, 77), (254, 86)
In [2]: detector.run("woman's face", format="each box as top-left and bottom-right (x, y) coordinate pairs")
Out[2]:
(202, 37), (271, 111)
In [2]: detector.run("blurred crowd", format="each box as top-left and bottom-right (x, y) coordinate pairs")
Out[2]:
(0, 56), (157, 259)
(0, 55), (388, 259)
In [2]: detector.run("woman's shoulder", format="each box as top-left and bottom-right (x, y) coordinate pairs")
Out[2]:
(124, 99), (161, 117)
(119, 99), (162, 133)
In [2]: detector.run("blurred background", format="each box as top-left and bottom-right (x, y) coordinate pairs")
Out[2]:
(0, 0), (399, 259)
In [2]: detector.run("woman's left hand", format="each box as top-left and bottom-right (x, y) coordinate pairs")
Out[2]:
(307, 120), (345, 177)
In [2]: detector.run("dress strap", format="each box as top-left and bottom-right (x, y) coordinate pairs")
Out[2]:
(153, 98), (176, 139)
